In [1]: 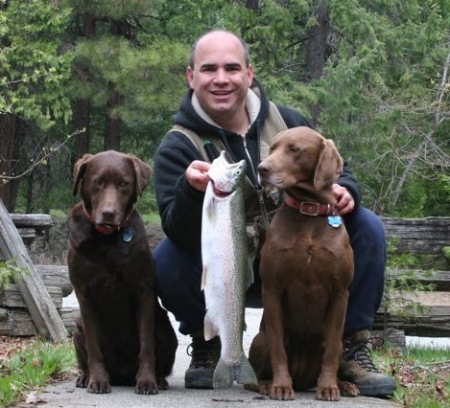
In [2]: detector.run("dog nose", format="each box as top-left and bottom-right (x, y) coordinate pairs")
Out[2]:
(258, 162), (270, 175)
(100, 207), (116, 221)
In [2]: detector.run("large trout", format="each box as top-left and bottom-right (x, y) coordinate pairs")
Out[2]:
(201, 151), (257, 388)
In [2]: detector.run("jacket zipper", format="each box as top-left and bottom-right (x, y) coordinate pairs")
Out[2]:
(242, 134), (270, 229)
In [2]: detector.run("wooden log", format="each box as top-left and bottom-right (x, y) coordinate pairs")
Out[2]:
(0, 307), (37, 336)
(0, 306), (79, 337)
(372, 328), (407, 351)
(0, 284), (62, 309)
(381, 216), (450, 255)
(10, 213), (53, 230)
(59, 307), (80, 334)
(35, 264), (73, 297)
(0, 201), (67, 341)
(374, 305), (450, 337)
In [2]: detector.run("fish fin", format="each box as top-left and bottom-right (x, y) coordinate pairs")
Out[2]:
(203, 313), (218, 341)
(201, 266), (207, 290)
(213, 359), (233, 388)
(244, 259), (254, 289)
(235, 354), (258, 386)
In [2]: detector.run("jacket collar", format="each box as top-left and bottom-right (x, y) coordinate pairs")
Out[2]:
(191, 89), (261, 130)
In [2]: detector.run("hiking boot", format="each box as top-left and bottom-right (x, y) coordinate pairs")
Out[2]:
(339, 329), (396, 397)
(184, 332), (221, 389)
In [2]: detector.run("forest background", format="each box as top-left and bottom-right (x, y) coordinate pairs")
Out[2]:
(1, 0), (450, 218)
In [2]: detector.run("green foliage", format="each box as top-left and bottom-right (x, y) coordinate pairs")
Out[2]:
(0, 0), (74, 130)
(0, 339), (75, 407)
(0, 259), (24, 289)
(314, 0), (450, 215)
(2, 0), (450, 216)
(443, 246), (450, 262)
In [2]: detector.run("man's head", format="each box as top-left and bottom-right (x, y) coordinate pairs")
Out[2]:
(187, 29), (254, 128)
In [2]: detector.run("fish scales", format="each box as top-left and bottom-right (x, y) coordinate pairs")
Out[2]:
(201, 151), (257, 388)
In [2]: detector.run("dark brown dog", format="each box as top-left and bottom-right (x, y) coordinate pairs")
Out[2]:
(248, 127), (359, 401)
(68, 150), (177, 395)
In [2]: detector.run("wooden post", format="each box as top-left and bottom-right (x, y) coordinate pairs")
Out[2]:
(0, 200), (67, 341)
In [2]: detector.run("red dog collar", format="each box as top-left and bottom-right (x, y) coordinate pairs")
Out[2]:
(284, 194), (336, 216)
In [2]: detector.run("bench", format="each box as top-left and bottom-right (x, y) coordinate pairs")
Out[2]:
(373, 217), (450, 347)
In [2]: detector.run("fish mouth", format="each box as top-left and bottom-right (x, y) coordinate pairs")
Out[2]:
(212, 183), (232, 197)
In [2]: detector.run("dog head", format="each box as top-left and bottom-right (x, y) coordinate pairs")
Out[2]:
(258, 126), (343, 197)
(72, 150), (152, 227)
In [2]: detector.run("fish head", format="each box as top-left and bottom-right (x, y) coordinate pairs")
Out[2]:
(208, 151), (246, 197)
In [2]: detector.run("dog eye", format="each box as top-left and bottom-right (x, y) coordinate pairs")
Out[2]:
(289, 145), (300, 153)
(93, 177), (104, 186)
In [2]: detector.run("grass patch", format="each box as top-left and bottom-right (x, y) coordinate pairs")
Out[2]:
(0, 338), (75, 407)
(374, 345), (450, 407)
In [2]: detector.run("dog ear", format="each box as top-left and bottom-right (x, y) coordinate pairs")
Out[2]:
(128, 155), (152, 196)
(313, 139), (343, 191)
(72, 154), (94, 196)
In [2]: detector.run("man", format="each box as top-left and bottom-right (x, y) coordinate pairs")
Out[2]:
(153, 29), (395, 397)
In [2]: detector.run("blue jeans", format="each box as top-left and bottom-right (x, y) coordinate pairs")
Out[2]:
(154, 206), (386, 336)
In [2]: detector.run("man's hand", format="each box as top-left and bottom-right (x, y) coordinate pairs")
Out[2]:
(332, 183), (354, 215)
(186, 160), (211, 192)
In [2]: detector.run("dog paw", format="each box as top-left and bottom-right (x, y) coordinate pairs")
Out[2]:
(135, 380), (159, 395)
(338, 380), (360, 397)
(269, 385), (295, 400)
(157, 377), (169, 390)
(316, 385), (340, 401)
(87, 380), (111, 394)
(75, 372), (88, 388)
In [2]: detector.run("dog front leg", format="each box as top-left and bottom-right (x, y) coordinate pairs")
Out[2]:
(77, 293), (111, 394)
(262, 286), (295, 400)
(317, 290), (350, 401)
(135, 291), (158, 395)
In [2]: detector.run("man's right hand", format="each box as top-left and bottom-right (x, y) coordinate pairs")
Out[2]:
(186, 160), (211, 192)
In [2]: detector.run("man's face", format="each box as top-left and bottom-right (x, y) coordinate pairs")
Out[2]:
(187, 32), (254, 126)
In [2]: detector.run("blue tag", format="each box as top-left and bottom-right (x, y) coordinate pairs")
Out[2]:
(328, 215), (342, 228)
(121, 226), (136, 242)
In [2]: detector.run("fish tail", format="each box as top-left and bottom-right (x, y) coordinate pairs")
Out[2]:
(236, 355), (258, 386)
(213, 359), (234, 388)
(213, 355), (258, 388)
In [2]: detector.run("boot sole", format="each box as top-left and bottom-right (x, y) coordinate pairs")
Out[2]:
(357, 383), (396, 397)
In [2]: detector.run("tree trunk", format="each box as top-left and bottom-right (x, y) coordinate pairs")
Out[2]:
(71, 12), (95, 161)
(0, 113), (16, 210)
(305, 2), (329, 122)
(73, 98), (91, 159)
(104, 88), (123, 151)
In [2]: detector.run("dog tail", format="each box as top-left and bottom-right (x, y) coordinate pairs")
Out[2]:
(213, 354), (258, 388)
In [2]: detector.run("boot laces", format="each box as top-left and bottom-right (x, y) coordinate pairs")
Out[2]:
(343, 336), (382, 373)
(186, 336), (220, 368)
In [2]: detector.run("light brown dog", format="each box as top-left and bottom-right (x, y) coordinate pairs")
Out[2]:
(248, 127), (359, 401)
(68, 150), (177, 395)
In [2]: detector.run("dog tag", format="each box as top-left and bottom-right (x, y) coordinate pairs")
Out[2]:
(328, 215), (342, 228)
(121, 226), (136, 242)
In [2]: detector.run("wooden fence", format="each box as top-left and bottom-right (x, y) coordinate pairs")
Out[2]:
(1, 212), (450, 344)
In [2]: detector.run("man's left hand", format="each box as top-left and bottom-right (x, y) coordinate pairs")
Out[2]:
(332, 184), (354, 215)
